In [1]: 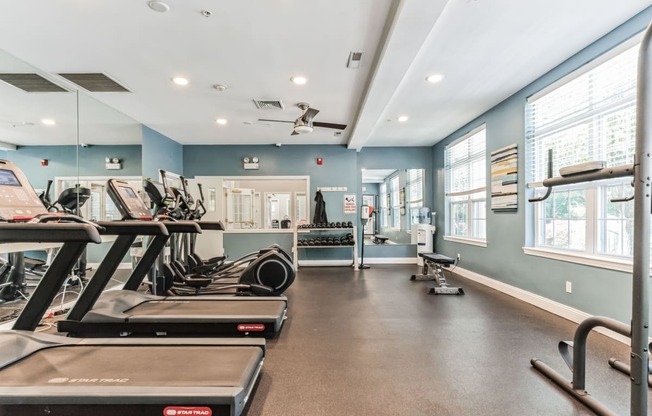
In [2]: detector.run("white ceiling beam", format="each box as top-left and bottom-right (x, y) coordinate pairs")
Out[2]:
(0, 140), (16, 151)
(347, 0), (450, 150)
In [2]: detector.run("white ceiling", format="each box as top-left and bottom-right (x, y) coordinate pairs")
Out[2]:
(0, 0), (650, 148)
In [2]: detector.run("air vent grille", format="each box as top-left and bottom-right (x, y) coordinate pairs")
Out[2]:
(58, 73), (130, 92)
(253, 99), (285, 110)
(347, 52), (363, 69)
(0, 74), (68, 92)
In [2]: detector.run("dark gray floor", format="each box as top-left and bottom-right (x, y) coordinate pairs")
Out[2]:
(248, 264), (650, 416)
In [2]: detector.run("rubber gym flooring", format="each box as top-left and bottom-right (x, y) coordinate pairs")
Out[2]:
(246, 264), (650, 416)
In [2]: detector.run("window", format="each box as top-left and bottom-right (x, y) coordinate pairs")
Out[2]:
(390, 175), (400, 229)
(379, 182), (388, 228)
(445, 126), (487, 241)
(406, 169), (424, 226)
(526, 37), (639, 261)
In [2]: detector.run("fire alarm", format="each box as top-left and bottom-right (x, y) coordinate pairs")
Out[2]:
(40, 159), (48, 167)
(316, 157), (323, 165)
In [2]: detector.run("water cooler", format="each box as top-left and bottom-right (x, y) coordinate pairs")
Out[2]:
(411, 208), (436, 266)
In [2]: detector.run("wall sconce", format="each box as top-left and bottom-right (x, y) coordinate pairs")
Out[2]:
(105, 157), (122, 170)
(40, 159), (48, 167)
(243, 157), (259, 170)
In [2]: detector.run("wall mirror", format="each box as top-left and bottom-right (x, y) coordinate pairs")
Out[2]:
(194, 176), (309, 230)
(361, 168), (427, 245)
(0, 48), (79, 193)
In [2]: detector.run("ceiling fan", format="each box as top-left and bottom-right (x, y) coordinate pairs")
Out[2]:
(258, 102), (347, 135)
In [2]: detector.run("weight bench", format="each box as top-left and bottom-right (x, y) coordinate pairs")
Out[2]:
(410, 253), (464, 295)
(373, 235), (389, 244)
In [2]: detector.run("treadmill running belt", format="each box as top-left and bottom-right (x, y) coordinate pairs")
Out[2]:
(0, 345), (261, 387)
(126, 299), (286, 317)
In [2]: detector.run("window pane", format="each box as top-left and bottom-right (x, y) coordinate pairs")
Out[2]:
(552, 220), (569, 248)
(452, 202), (468, 237)
(569, 220), (586, 250)
(598, 182), (634, 257)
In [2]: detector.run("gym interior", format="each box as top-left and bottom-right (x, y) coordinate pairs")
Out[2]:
(0, 1), (651, 415)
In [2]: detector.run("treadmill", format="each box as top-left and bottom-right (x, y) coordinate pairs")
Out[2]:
(0, 159), (265, 416)
(56, 180), (288, 338)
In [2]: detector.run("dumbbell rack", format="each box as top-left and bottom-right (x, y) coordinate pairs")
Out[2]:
(292, 226), (358, 270)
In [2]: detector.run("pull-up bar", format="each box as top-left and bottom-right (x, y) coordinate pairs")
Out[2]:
(529, 20), (652, 416)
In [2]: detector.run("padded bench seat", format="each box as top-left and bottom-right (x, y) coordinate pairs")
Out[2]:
(418, 252), (455, 265)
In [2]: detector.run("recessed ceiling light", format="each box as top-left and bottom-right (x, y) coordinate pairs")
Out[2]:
(212, 83), (227, 91)
(397, 115), (409, 122)
(41, 118), (56, 126)
(426, 74), (444, 84)
(216, 118), (228, 125)
(290, 76), (307, 85)
(172, 77), (189, 86)
(148, 1), (170, 13)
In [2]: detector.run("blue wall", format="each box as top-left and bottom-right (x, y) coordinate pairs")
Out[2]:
(184, 144), (358, 224)
(142, 125), (183, 180)
(184, 144), (359, 261)
(433, 7), (652, 323)
(6, 145), (142, 190)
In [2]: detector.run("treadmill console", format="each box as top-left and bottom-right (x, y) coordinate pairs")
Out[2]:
(0, 160), (48, 221)
(107, 179), (152, 220)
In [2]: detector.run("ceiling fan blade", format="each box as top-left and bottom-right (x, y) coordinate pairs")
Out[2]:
(313, 121), (347, 130)
(291, 130), (300, 136)
(302, 108), (320, 123)
(258, 118), (295, 124)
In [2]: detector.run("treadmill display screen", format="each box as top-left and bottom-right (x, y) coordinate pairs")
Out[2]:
(121, 186), (138, 199)
(0, 169), (21, 187)
(0, 163), (48, 221)
(117, 185), (150, 218)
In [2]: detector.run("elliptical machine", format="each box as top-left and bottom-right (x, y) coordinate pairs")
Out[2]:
(143, 172), (295, 296)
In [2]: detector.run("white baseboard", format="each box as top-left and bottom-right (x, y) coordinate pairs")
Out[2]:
(365, 257), (417, 264)
(298, 260), (354, 267)
(454, 266), (639, 346)
(88, 262), (132, 270)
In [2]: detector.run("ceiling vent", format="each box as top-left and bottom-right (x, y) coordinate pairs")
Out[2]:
(58, 73), (130, 92)
(347, 52), (363, 69)
(253, 99), (285, 110)
(0, 74), (68, 92)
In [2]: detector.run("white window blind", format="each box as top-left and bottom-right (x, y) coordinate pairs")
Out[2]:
(445, 126), (487, 240)
(407, 169), (424, 226)
(390, 175), (400, 229)
(379, 182), (388, 228)
(407, 169), (423, 204)
(525, 42), (639, 184)
(445, 127), (487, 196)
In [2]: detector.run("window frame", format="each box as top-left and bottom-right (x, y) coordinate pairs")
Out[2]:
(524, 34), (641, 268)
(444, 125), (488, 246)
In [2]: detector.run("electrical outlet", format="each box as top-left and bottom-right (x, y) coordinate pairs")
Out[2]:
(456, 253), (461, 261)
(565, 281), (572, 293)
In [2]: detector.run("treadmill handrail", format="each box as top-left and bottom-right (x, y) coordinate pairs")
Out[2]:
(0, 223), (101, 244)
(161, 220), (202, 233)
(95, 221), (169, 236)
(197, 221), (225, 231)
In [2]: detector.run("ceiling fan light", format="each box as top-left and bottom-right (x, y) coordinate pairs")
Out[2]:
(294, 125), (313, 134)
